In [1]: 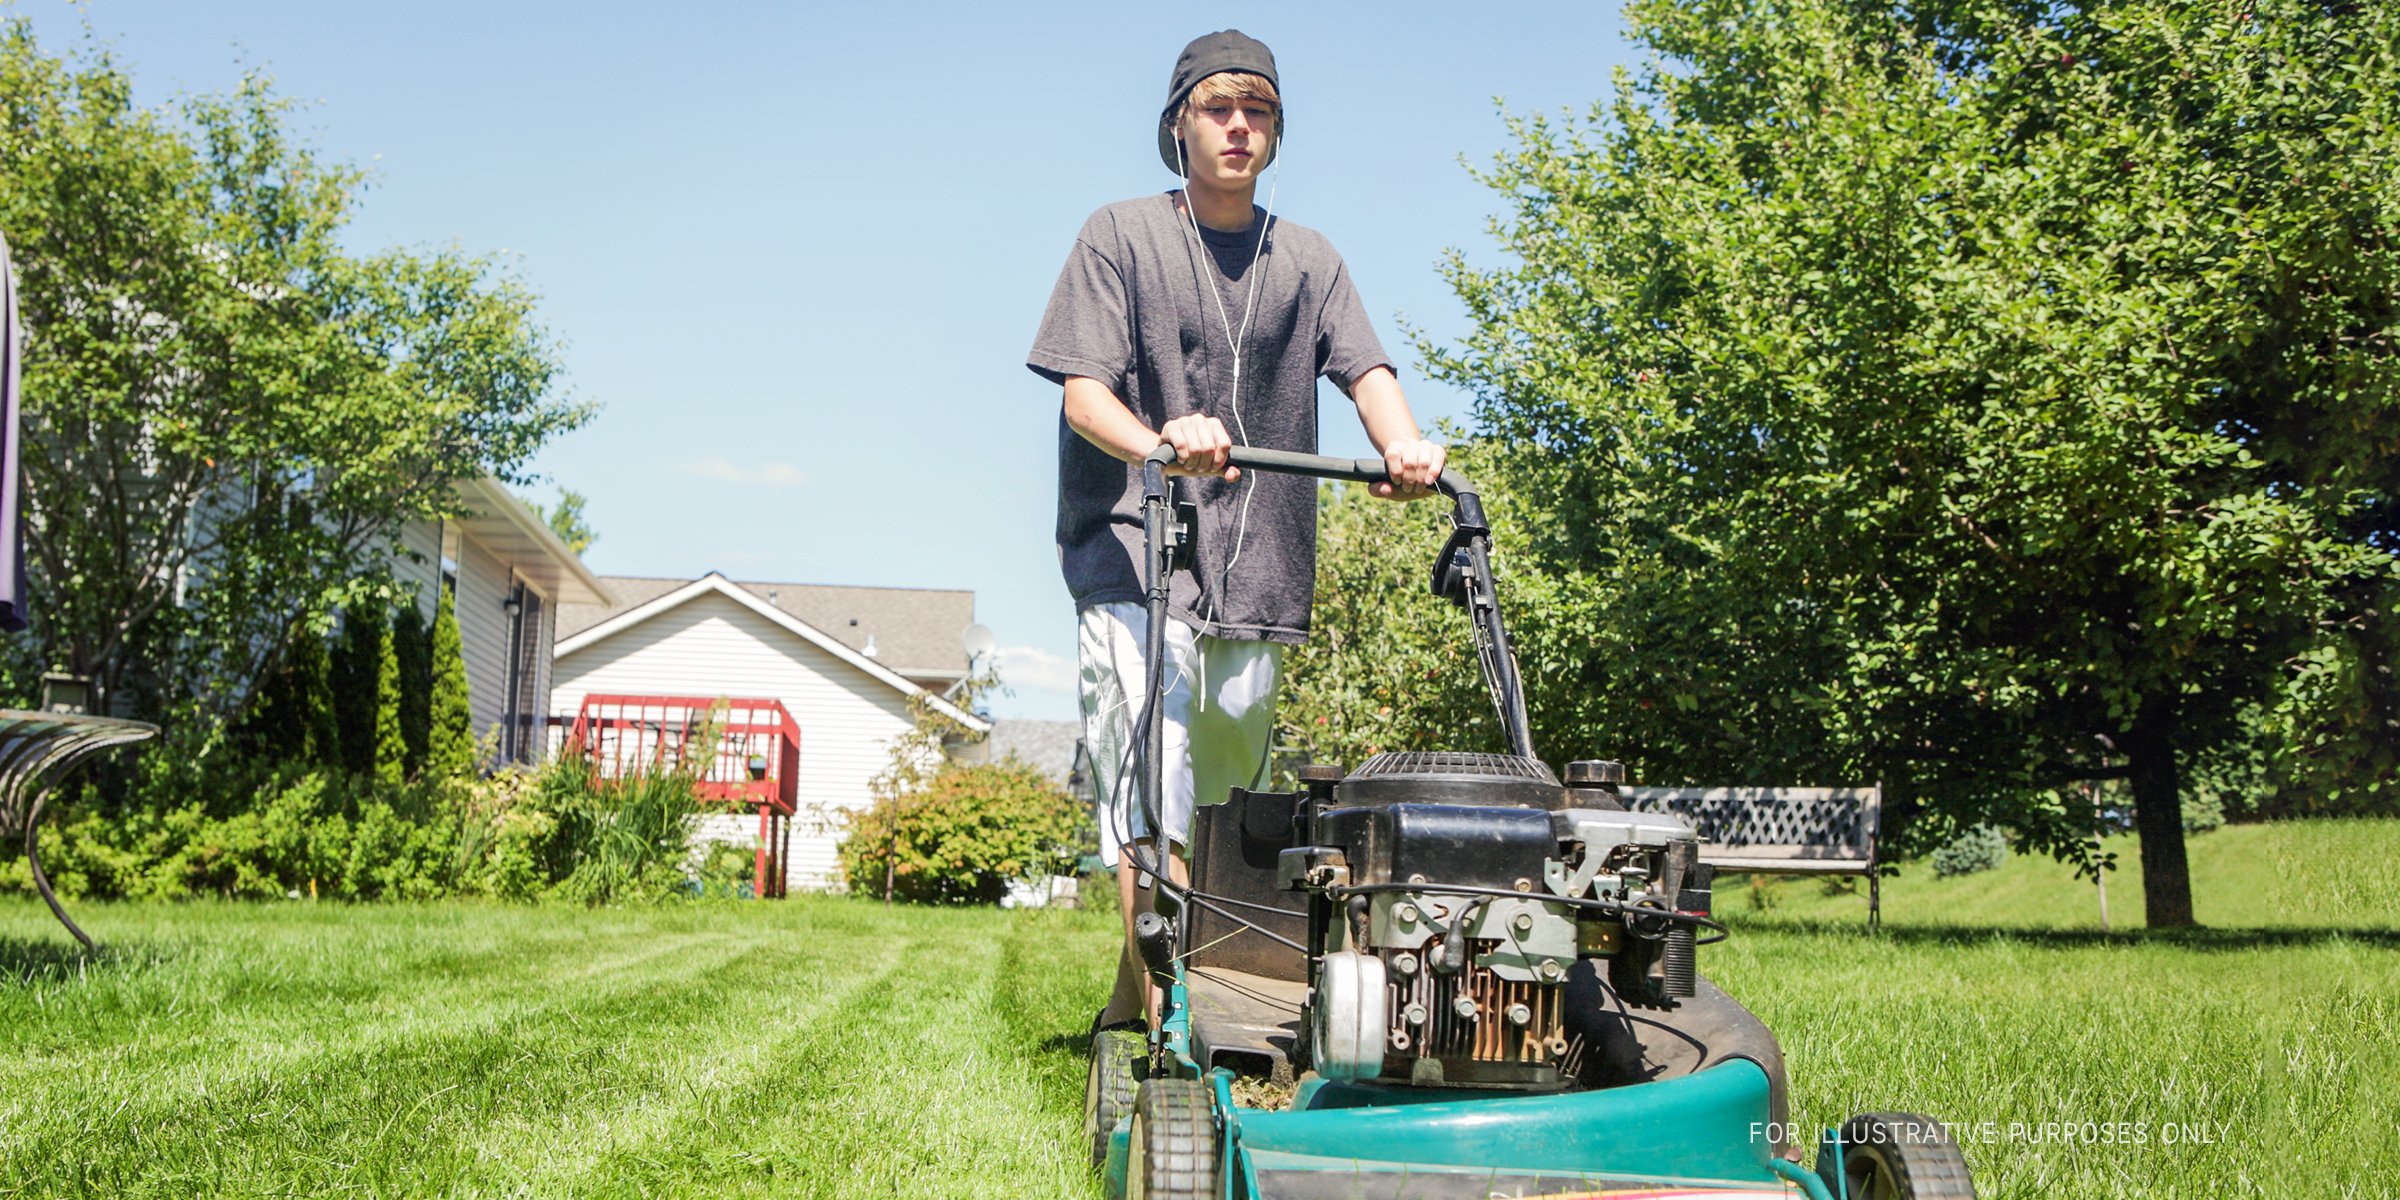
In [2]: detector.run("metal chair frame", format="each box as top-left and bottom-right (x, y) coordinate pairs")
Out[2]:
(0, 711), (159, 950)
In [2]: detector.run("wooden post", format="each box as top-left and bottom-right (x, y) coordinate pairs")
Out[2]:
(754, 805), (771, 900)
(2091, 776), (2111, 933)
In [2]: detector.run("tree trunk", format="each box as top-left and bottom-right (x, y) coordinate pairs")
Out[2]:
(2124, 694), (2197, 929)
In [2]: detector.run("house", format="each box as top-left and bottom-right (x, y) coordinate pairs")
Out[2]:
(388, 476), (614, 764)
(550, 573), (991, 890)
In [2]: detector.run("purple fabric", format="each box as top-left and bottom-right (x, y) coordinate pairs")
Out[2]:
(1, 231), (27, 632)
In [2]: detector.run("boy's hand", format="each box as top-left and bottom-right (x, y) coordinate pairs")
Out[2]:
(1161, 414), (1240, 481)
(1371, 437), (1446, 500)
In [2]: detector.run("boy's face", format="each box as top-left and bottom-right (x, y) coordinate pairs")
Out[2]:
(1176, 81), (1276, 191)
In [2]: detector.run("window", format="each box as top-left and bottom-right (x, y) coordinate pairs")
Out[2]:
(502, 581), (545, 763)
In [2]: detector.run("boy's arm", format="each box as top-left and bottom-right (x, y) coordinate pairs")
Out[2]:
(1063, 377), (1240, 480)
(1349, 366), (1447, 500)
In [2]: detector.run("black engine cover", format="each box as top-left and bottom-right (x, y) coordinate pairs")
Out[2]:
(1313, 802), (1558, 889)
(1333, 751), (1565, 811)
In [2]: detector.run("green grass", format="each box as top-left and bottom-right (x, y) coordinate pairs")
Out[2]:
(1748, 817), (2400, 931)
(4, 820), (2396, 1198)
(1710, 819), (2400, 1199)
(0, 899), (1120, 1198)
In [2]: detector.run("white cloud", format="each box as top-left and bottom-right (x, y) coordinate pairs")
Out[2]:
(994, 645), (1078, 695)
(672, 456), (808, 488)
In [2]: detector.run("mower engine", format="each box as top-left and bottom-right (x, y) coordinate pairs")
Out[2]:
(1280, 752), (1708, 1090)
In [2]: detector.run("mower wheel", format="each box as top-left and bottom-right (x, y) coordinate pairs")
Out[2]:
(1126, 1077), (1219, 1200)
(1084, 1028), (1146, 1170)
(1818, 1112), (1975, 1199)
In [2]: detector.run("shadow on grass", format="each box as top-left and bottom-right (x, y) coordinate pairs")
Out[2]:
(0, 934), (170, 986)
(1729, 917), (2400, 951)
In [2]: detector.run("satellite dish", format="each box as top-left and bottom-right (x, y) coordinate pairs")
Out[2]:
(961, 623), (996, 662)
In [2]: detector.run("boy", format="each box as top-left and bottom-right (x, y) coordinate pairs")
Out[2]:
(1026, 30), (1445, 1029)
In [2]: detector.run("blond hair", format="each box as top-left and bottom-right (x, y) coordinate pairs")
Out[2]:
(1182, 70), (1280, 128)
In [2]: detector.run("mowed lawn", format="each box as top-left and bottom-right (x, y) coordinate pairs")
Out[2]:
(4, 820), (2397, 1199)
(0, 900), (1122, 1198)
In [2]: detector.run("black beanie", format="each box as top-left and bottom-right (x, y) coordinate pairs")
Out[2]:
(1157, 30), (1281, 175)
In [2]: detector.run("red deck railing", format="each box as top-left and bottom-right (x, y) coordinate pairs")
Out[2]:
(557, 694), (801, 899)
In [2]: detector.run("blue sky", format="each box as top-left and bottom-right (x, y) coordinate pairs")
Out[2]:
(12, 1), (1640, 721)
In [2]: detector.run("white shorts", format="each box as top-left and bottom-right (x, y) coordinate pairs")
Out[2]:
(1078, 602), (1284, 863)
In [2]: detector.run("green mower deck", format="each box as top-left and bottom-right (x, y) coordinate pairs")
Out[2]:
(1100, 972), (1831, 1200)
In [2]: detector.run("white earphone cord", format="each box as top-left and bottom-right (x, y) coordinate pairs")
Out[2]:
(1172, 118), (1280, 638)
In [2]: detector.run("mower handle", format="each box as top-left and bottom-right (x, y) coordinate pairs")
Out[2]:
(1138, 442), (1529, 758)
(1142, 444), (1487, 531)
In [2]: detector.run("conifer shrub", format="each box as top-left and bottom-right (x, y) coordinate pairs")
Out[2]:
(391, 595), (433, 776)
(1932, 823), (2009, 878)
(372, 616), (407, 788)
(426, 584), (476, 780)
(331, 600), (385, 775)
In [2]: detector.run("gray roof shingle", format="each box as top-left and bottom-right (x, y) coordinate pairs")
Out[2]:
(985, 719), (1086, 788)
(556, 575), (973, 679)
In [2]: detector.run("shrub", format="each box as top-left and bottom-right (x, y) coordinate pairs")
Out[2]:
(1076, 867), (1120, 917)
(694, 840), (760, 900)
(840, 759), (1088, 906)
(2, 737), (712, 906)
(1932, 824), (2009, 878)
(240, 623), (340, 768)
(425, 584), (476, 780)
(372, 617), (407, 788)
(536, 755), (707, 906)
(391, 596), (433, 776)
(332, 600), (385, 776)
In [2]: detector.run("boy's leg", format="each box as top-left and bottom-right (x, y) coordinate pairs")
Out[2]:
(1120, 635), (1277, 1023)
(1078, 602), (1202, 1027)
(1108, 840), (1189, 1024)
(1127, 636), (1278, 1015)
(1187, 636), (1286, 810)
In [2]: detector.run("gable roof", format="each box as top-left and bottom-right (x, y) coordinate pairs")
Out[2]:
(554, 573), (988, 731)
(558, 576), (971, 680)
(986, 719), (1086, 787)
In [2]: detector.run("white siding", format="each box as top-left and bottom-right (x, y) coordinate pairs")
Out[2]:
(392, 519), (443, 623)
(550, 590), (919, 891)
(455, 534), (513, 754)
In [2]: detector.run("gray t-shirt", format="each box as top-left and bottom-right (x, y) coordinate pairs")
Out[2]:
(1027, 193), (1393, 643)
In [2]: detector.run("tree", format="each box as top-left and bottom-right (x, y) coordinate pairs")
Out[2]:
(0, 22), (590, 725)
(530, 488), (597, 556)
(1278, 480), (1497, 772)
(240, 621), (338, 767)
(371, 615), (406, 788)
(330, 600), (385, 776)
(867, 658), (997, 807)
(292, 626), (341, 769)
(390, 595), (432, 776)
(1423, 0), (2399, 926)
(425, 583), (476, 780)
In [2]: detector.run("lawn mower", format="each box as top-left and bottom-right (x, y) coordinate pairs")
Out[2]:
(1084, 444), (1976, 1200)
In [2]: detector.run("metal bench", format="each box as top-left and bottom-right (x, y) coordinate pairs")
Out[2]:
(0, 711), (159, 950)
(1622, 785), (1884, 927)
